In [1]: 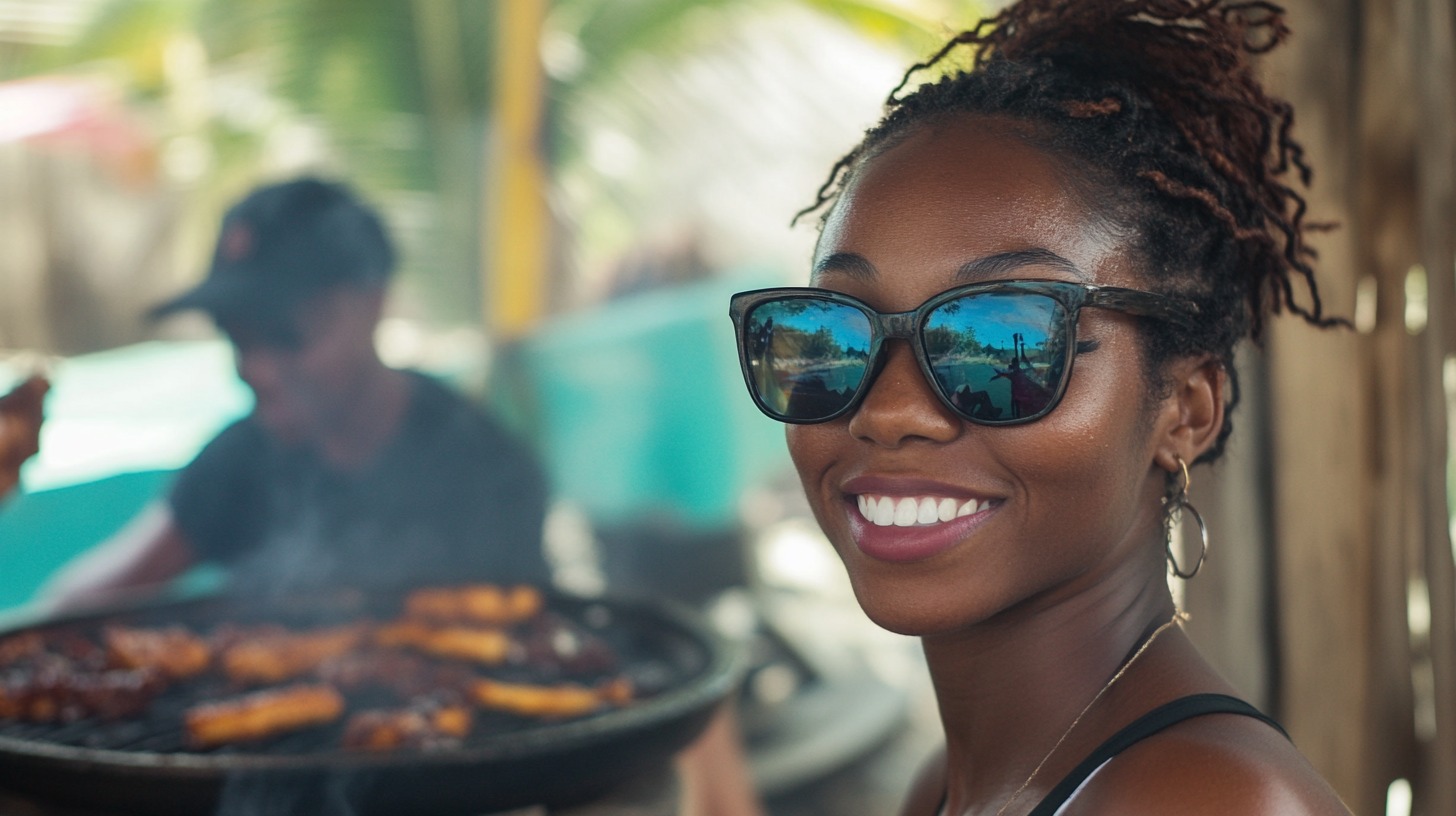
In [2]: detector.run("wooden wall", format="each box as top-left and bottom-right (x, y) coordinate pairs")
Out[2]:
(1186, 2), (1456, 814)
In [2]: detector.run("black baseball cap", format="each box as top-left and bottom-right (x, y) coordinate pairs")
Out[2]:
(149, 177), (395, 324)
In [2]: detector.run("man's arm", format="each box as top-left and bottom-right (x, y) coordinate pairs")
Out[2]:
(0, 375), (47, 501)
(40, 501), (198, 613)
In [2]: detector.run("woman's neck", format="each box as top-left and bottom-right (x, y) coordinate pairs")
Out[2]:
(924, 566), (1177, 815)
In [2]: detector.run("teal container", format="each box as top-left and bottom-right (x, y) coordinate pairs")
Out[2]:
(501, 273), (793, 531)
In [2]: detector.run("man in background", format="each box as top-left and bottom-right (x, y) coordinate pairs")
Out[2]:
(44, 177), (550, 606)
(41, 176), (764, 816)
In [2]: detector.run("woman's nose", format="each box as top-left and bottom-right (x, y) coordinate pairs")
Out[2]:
(846, 341), (961, 447)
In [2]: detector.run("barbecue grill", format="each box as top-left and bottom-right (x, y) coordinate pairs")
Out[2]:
(0, 589), (739, 816)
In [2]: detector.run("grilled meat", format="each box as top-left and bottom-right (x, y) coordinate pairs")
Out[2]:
(469, 676), (633, 719)
(104, 625), (212, 680)
(220, 624), (368, 685)
(514, 612), (620, 677)
(341, 699), (473, 751)
(0, 659), (165, 722)
(0, 632), (44, 668)
(403, 585), (543, 626)
(374, 621), (512, 666)
(315, 649), (474, 699)
(0, 584), (637, 751)
(185, 683), (345, 748)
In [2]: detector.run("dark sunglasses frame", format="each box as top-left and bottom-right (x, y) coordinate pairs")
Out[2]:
(729, 279), (1200, 426)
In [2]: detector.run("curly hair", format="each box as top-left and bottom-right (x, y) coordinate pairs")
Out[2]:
(796, 0), (1347, 463)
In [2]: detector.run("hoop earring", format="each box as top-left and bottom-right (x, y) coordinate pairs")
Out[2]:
(1166, 455), (1209, 579)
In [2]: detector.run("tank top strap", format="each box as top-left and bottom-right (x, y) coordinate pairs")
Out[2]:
(1023, 692), (1289, 816)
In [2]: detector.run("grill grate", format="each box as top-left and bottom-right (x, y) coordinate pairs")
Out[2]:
(0, 592), (732, 816)
(0, 592), (706, 759)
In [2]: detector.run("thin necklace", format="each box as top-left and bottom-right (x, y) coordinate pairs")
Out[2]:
(991, 609), (1187, 816)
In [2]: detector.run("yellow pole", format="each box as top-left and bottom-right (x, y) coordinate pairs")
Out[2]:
(488, 0), (549, 338)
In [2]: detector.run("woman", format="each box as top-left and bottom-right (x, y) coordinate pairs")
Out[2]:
(730, 1), (1352, 813)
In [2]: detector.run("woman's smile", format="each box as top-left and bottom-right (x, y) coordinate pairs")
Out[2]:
(847, 497), (1002, 562)
(840, 475), (1005, 562)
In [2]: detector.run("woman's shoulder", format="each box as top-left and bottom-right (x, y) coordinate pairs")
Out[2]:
(1060, 707), (1352, 815)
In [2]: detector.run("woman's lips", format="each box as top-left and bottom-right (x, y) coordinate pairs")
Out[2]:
(844, 492), (1001, 563)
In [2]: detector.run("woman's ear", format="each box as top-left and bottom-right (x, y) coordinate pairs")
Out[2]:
(1152, 356), (1225, 473)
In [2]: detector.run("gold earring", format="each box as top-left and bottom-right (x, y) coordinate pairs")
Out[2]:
(1166, 455), (1208, 579)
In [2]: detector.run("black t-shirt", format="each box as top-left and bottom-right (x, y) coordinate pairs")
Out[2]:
(169, 372), (551, 596)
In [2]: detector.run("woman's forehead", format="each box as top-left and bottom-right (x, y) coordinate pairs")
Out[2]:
(813, 117), (1126, 291)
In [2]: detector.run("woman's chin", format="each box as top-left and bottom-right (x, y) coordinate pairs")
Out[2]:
(844, 564), (1030, 638)
(848, 581), (974, 638)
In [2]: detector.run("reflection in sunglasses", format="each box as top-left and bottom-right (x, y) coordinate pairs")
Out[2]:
(732, 279), (1196, 426)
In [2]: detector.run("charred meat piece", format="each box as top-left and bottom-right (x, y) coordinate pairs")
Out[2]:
(403, 585), (543, 626)
(0, 660), (165, 723)
(0, 632), (44, 668)
(512, 612), (620, 677)
(220, 624), (368, 685)
(315, 649), (474, 699)
(184, 683), (345, 748)
(374, 621), (512, 666)
(342, 699), (473, 751)
(104, 625), (212, 680)
(3, 630), (109, 672)
(469, 676), (633, 719)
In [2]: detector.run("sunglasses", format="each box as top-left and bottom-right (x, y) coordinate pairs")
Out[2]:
(729, 279), (1199, 426)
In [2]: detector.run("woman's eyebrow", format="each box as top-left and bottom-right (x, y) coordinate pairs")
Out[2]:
(956, 249), (1088, 281)
(811, 251), (878, 281)
(813, 248), (1088, 283)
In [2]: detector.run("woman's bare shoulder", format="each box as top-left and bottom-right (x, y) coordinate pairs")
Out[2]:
(1061, 712), (1352, 815)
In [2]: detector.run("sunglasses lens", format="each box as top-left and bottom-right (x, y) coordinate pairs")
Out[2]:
(742, 298), (872, 421)
(923, 293), (1067, 423)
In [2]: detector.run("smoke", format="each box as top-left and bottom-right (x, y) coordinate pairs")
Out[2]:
(214, 770), (364, 816)
(220, 468), (435, 600)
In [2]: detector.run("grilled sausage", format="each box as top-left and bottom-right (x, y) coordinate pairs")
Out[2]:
(184, 683), (345, 748)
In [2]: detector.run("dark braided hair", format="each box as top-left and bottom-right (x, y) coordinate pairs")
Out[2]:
(796, 0), (1348, 464)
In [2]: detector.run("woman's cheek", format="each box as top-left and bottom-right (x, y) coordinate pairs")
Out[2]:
(785, 425), (840, 530)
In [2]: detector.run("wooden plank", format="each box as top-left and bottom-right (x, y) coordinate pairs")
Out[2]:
(1411, 0), (1456, 811)
(1260, 2), (1385, 812)
(1353, 2), (1425, 811)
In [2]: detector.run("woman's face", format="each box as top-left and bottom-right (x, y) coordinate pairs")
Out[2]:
(788, 116), (1173, 636)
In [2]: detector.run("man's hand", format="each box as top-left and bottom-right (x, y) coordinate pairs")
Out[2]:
(0, 375), (49, 500)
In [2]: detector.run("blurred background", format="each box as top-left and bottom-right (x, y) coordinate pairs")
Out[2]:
(0, 1), (1451, 815)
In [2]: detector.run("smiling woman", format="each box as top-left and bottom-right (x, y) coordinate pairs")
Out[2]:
(730, 1), (1353, 815)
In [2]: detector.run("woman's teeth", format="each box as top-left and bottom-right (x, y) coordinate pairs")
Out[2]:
(855, 495), (982, 527)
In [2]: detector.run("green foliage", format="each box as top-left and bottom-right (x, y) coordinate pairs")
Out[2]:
(35, 0), (978, 327)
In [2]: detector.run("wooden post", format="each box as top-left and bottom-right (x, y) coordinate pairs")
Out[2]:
(1260, 2), (1386, 812)
(1411, 0), (1456, 811)
(487, 0), (550, 339)
(1258, 2), (1456, 813)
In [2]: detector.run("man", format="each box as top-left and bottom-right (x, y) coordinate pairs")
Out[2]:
(44, 177), (550, 607)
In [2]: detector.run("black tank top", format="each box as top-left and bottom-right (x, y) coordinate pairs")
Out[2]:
(937, 693), (1290, 816)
